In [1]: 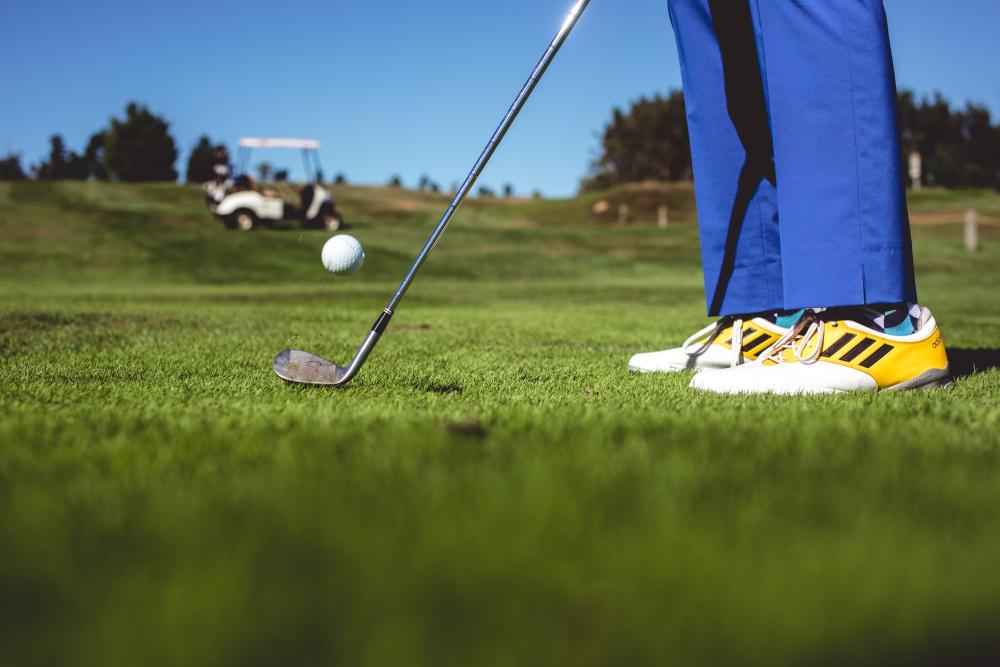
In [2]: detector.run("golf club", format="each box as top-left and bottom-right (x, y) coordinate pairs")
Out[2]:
(274, 0), (592, 386)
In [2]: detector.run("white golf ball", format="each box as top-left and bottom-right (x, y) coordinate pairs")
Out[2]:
(321, 234), (365, 276)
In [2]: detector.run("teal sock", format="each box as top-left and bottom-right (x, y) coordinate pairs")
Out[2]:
(849, 304), (920, 335)
(774, 309), (806, 329)
(880, 305), (919, 336)
(768, 305), (919, 335)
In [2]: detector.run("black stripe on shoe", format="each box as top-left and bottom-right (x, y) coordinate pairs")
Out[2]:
(742, 334), (772, 353)
(859, 343), (894, 369)
(820, 333), (857, 358)
(840, 338), (876, 363)
(725, 327), (755, 349)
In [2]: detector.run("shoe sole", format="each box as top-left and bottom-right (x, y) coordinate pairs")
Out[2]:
(885, 366), (953, 392)
(628, 365), (687, 374)
(689, 366), (954, 395)
(630, 363), (726, 374)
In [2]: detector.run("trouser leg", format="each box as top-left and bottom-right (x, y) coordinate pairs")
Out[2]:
(753, 0), (917, 308)
(668, 0), (784, 316)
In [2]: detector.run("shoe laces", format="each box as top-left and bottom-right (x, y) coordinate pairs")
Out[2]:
(756, 310), (825, 365)
(682, 316), (745, 368)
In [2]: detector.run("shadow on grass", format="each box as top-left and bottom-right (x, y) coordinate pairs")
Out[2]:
(948, 348), (1000, 379)
(411, 379), (464, 395)
(424, 384), (463, 395)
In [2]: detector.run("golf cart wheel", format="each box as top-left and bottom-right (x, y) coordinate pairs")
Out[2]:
(230, 209), (257, 231)
(323, 213), (343, 231)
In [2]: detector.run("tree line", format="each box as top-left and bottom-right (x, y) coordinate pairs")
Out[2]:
(582, 89), (1000, 192)
(0, 101), (517, 194)
(1, 103), (179, 183)
(0, 102), (245, 184)
(5, 91), (995, 193)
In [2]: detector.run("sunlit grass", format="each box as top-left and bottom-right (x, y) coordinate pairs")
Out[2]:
(1, 181), (999, 666)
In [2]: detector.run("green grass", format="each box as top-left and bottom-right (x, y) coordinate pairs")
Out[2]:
(2, 180), (999, 666)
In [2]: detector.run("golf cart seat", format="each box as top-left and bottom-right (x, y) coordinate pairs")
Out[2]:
(300, 184), (317, 213)
(232, 174), (254, 191)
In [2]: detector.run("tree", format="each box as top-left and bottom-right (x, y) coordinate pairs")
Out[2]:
(33, 135), (68, 180)
(503, 183), (515, 198)
(186, 135), (226, 183)
(34, 134), (104, 180)
(478, 186), (495, 198)
(333, 172), (348, 185)
(897, 92), (1000, 189)
(63, 151), (91, 180)
(388, 174), (403, 188)
(84, 132), (109, 181)
(960, 103), (1000, 189)
(0, 153), (27, 181)
(103, 102), (178, 182)
(582, 91), (691, 192)
(416, 175), (441, 192)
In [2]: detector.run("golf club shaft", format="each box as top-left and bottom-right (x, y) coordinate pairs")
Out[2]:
(330, 0), (591, 386)
(383, 0), (590, 319)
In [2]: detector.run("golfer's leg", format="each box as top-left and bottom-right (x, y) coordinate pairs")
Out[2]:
(668, 0), (783, 316)
(754, 0), (917, 308)
(690, 1), (945, 395)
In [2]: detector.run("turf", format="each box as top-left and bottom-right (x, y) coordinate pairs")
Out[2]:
(1, 181), (999, 666)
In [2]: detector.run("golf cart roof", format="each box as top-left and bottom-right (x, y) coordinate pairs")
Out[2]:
(238, 138), (320, 149)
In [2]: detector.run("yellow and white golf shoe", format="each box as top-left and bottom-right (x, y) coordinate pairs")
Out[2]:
(689, 306), (951, 394)
(628, 316), (789, 373)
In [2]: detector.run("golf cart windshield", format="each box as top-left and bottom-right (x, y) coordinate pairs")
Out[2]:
(234, 137), (325, 184)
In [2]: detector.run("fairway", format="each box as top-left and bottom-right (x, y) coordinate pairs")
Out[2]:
(2, 181), (1000, 665)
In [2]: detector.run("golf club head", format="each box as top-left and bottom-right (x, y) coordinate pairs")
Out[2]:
(273, 349), (350, 386)
(273, 329), (381, 387)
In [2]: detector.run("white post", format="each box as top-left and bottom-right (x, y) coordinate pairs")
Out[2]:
(909, 151), (922, 191)
(618, 203), (630, 226)
(964, 209), (979, 252)
(658, 205), (669, 229)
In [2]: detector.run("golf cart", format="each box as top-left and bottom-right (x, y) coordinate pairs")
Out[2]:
(204, 138), (343, 231)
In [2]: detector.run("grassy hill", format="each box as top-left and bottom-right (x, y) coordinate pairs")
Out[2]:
(1, 181), (999, 666)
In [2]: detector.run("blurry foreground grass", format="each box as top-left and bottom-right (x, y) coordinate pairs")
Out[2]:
(1, 181), (1000, 666)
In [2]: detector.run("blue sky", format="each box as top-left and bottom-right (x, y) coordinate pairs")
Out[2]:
(2, 0), (998, 196)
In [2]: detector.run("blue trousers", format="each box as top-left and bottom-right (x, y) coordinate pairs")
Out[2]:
(667, 0), (917, 316)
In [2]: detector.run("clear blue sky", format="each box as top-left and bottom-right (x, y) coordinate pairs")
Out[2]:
(2, 0), (998, 196)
